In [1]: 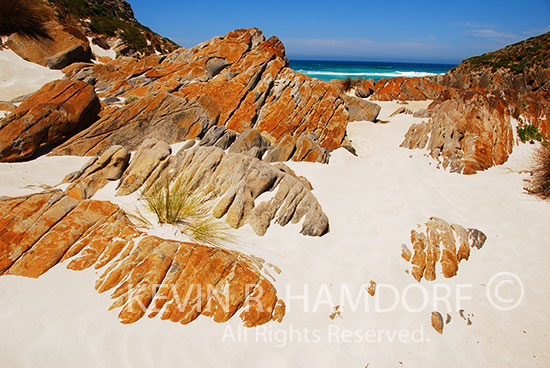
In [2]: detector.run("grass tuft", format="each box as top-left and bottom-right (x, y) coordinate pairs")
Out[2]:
(141, 176), (235, 247)
(0, 0), (52, 38)
(526, 144), (550, 200)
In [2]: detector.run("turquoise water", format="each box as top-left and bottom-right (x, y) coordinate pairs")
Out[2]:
(289, 60), (456, 82)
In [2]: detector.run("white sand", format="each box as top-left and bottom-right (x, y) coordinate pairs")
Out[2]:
(88, 37), (117, 61)
(0, 101), (549, 367)
(0, 48), (63, 101)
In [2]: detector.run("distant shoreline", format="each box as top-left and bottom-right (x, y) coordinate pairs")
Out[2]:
(289, 59), (457, 81)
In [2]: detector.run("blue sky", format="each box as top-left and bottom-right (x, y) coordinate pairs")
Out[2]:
(128, 0), (550, 64)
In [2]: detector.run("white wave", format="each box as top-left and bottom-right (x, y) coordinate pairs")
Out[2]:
(295, 70), (443, 78)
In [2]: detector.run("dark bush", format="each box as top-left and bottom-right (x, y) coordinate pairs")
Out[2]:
(0, 0), (52, 38)
(341, 77), (353, 92)
(526, 144), (550, 199)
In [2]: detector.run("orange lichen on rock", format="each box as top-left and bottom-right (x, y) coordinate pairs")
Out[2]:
(0, 190), (285, 327)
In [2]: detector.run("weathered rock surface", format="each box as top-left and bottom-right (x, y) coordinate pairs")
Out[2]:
(400, 91), (514, 174)
(0, 190), (284, 327)
(0, 102), (16, 113)
(6, 21), (92, 69)
(58, 28), (354, 160)
(389, 106), (413, 117)
(431, 311), (444, 334)
(116, 139), (171, 196)
(405, 217), (486, 282)
(343, 95), (381, 122)
(0, 80), (100, 162)
(63, 145), (130, 200)
(370, 77), (443, 101)
(50, 92), (210, 156)
(105, 140), (329, 236)
(355, 78), (376, 98)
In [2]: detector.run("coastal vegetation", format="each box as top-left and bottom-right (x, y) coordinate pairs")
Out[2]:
(517, 124), (545, 144)
(0, 0), (52, 38)
(462, 32), (550, 73)
(527, 144), (550, 199)
(341, 77), (361, 92)
(140, 176), (235, 247)
(47, 0), (176, 54)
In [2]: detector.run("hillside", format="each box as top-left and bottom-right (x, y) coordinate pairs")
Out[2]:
(457, 31), (550, 74)
(48, 0), (178, 56)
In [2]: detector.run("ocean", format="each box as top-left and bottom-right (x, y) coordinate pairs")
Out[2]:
(289, 60), (456, 82)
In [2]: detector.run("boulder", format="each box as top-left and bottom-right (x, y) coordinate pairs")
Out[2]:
(407, 217), (486, 282)
(431, 311), (444, 334)
(343, 94), (381, 122)
(0, 190), (284, 327)
(355, 78), (375, 98)
(0, 79), (100, 162)
(6, 21), (92, 69)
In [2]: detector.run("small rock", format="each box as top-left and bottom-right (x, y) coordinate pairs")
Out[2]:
(431, 311), (444, 334)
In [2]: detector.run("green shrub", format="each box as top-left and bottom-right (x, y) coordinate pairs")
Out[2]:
(0, 0), (52, 38)
(517, 124), (544, 144)
(120, 26), (147, 51)
(140, 176), (235, 247)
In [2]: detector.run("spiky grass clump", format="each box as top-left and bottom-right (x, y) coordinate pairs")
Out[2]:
(0, 0), (52, 38)
(141, 176), (235, 247)
(526, 144), (550, 200)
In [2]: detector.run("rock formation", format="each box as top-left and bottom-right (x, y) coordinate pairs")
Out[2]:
(403, 217), (486, 282)
(54, 28), (376, 161)
(400, 90), (514, 174)
(370, 77), (443, 101)
(356, 32), (550, 174)
(0, 79), (100, 162)
(6, 21), (92, 69)
(343, 94), (381, 122)
(63, 138), (330, 237)
(0, 189), (285, 327)
(431, 311), (444, 334)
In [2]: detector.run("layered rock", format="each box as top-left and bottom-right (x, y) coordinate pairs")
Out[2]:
(370, 77), (443, 101)
(58, 28), (359, 160)
(355, 78), (376, 98)
(0, 190), (284, 327)
(403, 217), (486, 282)
(50, 92), (210, 156)
(400, 90), (514, 174)
(6, 21), (92, 69)
(0, 79), (100, 162)
(63, 145), (130, 200)
(69, 139), (329, 236)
